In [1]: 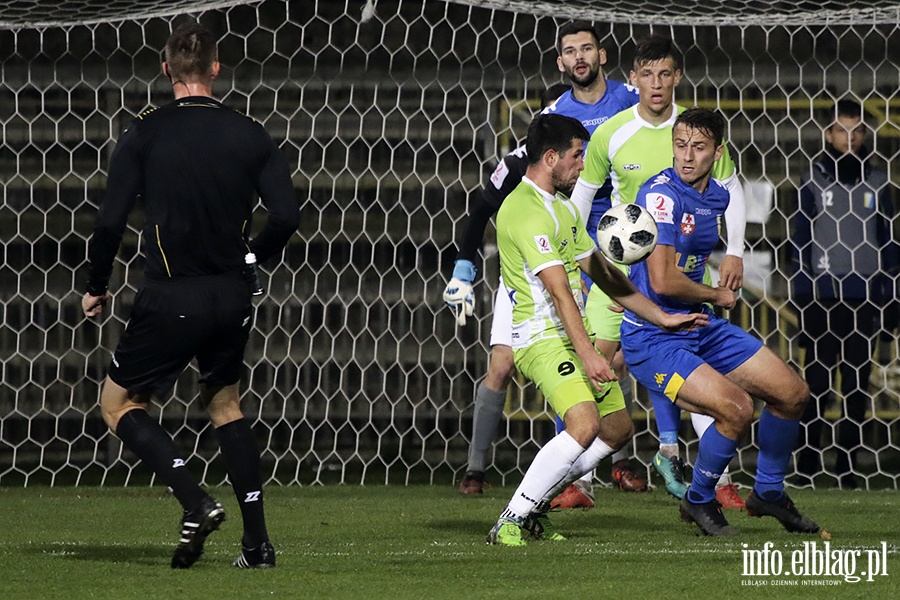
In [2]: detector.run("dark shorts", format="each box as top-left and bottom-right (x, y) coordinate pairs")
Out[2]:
(108, 274), (253, 398)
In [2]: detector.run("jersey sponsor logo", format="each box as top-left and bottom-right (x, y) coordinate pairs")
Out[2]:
(649, 193), (675, 224)
(654, 373), (666, 387)
(490, 160), (510, 189)
(623, 164), (641, 171)
(680, 213), (696, 236)
(534, 235), (552, 254)
(695, 207), (712, 215)
(558, 361), (576, 376)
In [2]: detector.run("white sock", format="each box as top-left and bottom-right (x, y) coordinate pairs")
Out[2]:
(502, 431), (585, 519)
(691, 412), (714, 438)
(543, 438), (614, 503)
(717, 470), (733, 486)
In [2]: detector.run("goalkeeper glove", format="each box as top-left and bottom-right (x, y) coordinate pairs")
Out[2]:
(442, 259), (477, 326)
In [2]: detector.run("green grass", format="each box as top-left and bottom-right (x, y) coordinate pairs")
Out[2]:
(1, 485), (897, 599)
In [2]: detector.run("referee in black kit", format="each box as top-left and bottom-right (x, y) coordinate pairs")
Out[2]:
(82, 21), (299, 569)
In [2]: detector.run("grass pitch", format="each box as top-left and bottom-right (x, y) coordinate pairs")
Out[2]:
(0, 485), (897, 599)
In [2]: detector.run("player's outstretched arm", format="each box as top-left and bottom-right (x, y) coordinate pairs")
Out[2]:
(570, 178), (600, 225)
(443, 151), (524, 326)
(537, 264), (616, 388)
(578, 250), (708, 332)
(443, 194), (496, 326)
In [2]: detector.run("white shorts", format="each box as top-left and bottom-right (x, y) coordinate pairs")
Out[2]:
(489, 278), (513, 348)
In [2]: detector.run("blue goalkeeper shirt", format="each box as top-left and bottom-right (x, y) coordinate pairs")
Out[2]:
(544, 80), (639, 136)
(545, 80), (638, 243)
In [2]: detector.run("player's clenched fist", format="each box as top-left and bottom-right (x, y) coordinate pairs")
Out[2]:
(82, 291), (110, 317)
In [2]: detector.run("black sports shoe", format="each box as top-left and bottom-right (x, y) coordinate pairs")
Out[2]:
(171, 497), (227, 569)
(234, 541), (276, 568)
(680, 496), (739, 536)
(745, 490), (819, 533)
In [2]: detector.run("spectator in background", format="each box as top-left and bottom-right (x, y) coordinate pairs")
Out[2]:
(791, 98), (899, 490)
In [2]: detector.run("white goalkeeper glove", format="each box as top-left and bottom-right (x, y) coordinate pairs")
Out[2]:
(442, 259), (477, 326)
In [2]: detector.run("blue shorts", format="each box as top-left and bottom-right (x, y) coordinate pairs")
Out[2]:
(620, 313), (763, 404)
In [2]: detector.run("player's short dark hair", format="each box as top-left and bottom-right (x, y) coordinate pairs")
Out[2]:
(674, 107), (725, 147)
(633, 33), (681, 71)
(540, 83), (571, 109)
(557, 20), (602, 54)
(165, 21), (218, 83)
(526, 114), (590, 166)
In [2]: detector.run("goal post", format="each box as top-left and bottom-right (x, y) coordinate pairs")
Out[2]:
(0, 0), (898, 489)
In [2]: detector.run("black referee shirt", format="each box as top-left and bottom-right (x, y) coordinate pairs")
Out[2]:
(87, 96), (299, 293)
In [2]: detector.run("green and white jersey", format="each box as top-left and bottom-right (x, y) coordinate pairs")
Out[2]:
(580, 104), (735, 206)
(497, 177), (596, 349)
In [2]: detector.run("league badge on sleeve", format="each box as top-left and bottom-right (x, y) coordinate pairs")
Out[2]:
(648, 193), (675, 225)
(490, 160), (510, 189)
(534, 235), (552, 254)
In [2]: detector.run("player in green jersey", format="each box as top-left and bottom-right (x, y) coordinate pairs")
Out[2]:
(486, 113), (707, 546)
(569, 34), (748, 508)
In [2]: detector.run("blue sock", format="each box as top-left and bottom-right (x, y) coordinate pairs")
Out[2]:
(754, 408), (801, 501)
(686, 424), (739, 504)
(652, 395), (681, 444)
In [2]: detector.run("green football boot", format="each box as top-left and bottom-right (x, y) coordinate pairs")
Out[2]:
(486, 518), (527, 547)
(654, 451), (689, 499)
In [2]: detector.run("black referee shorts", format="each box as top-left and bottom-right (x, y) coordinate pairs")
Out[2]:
(107, 273), (253, 398)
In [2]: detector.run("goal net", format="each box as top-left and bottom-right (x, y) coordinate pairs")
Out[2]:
(1, 0), (898, 490)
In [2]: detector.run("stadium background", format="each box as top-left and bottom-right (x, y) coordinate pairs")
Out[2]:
(1, 0), (898, 489)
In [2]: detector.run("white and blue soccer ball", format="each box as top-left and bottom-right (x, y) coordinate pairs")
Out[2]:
(595, 203), (658, 265)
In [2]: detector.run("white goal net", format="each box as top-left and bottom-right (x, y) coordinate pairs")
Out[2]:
(1, 0), (898, 490)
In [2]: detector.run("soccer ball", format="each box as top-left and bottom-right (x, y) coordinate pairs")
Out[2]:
(595, 203), (658, 265)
